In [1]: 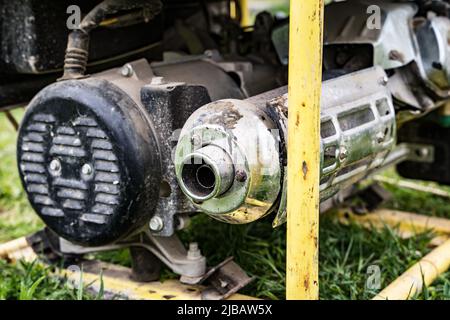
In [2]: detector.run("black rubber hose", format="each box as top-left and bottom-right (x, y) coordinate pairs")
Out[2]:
(61, 0), (162, 80)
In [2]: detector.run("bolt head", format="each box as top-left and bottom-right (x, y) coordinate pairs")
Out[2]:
(81, 163), (93, 176)
(121, 64), (134, 77)
(49, 159), (61, 175)
(149, 216), (164, 231)
(379, 75), (389, 86)
(235, 170), (247, 182)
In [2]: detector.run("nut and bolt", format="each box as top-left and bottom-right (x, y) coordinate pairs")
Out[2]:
(149, 216), (164, 232)
(187, 242), (202, 260)
(121, 64), (134, 77)
(235, 170), (247, 182)
(49, 159), (61, 175)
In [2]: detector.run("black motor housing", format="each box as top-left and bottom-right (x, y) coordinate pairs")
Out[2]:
(17, 58), (245, 246)
(17, 79), (161, 246)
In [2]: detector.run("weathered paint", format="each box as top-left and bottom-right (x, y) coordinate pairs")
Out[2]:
(0, 237), (257, 300)
(373, 238), (450, 300)
(286, 0), (324, 300)
(336, 208), (450, 238)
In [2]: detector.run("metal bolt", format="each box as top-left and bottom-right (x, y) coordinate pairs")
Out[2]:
(379, 75), (389, 86)
(81, 163), (93, 176)
(191, 134), (202, 146)
(339, 147), (348, 161)
(235, 170), (247, 182)
(49, 159), (61, 175)
(121, 64), (134, 77)
(149, 216), (164, 232)
(187, 242), (202, 260)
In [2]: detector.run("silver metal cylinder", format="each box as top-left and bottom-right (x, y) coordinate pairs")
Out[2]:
(179, 145), (235, 202)
(175, 67), (397, 225)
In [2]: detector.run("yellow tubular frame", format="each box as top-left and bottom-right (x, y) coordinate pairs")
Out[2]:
(287, 0), (324, 300)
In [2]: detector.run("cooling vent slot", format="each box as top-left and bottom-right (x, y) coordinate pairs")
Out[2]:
(19, 114), (122, 225)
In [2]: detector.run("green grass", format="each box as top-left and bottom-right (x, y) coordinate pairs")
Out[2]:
(0, 111), (449, 300)
(0, 109), (43, 243)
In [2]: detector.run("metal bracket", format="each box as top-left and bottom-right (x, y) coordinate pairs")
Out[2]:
(138, 232), (207, 284)
(199, 257), (254, 300)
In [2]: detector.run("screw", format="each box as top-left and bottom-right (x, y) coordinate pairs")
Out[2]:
(49, 159), (61, 175)
(81, 163), (93, 176)
(235, 170), (247, 182)
(339, 147), (348, 161)
(149, 216), (164, 232)
(121, 64), (134, 77)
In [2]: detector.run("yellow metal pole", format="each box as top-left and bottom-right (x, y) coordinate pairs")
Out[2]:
(336, 209), (450, 237)
(373, 238), (450, 300)
(239, 0), (250, 27)
(286, 0), (324, 300)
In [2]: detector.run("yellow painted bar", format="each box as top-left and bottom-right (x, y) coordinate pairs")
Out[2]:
(336, 209), (450, 238)
(0, 237), (256, 300)
(62, 261), (258, 301)
(373, 238), (450, 300)
(286, 0), (324, 300)
(0, 236), (29, 259)
(240, 0), (250, 27)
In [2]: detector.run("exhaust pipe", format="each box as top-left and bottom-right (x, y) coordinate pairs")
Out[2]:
(175, 67), (397, 225)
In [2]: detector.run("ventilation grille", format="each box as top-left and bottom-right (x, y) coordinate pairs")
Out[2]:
(19, 114), (122, 225)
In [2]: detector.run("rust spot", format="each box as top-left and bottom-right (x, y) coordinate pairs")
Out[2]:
(148, 290), (156, 294)
(303, 275), (310, 290)
(163, 295), (176, 300)
(301, 102), (306, 107)
(302, 161), (308, 179)
(200, 101), (243, 129)
(296, 114), (300, 126)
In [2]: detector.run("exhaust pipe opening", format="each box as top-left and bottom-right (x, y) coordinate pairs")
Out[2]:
(179, 145), (235, 202)
(181, 157), (218, 201)
(196, 164), (216, 189)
